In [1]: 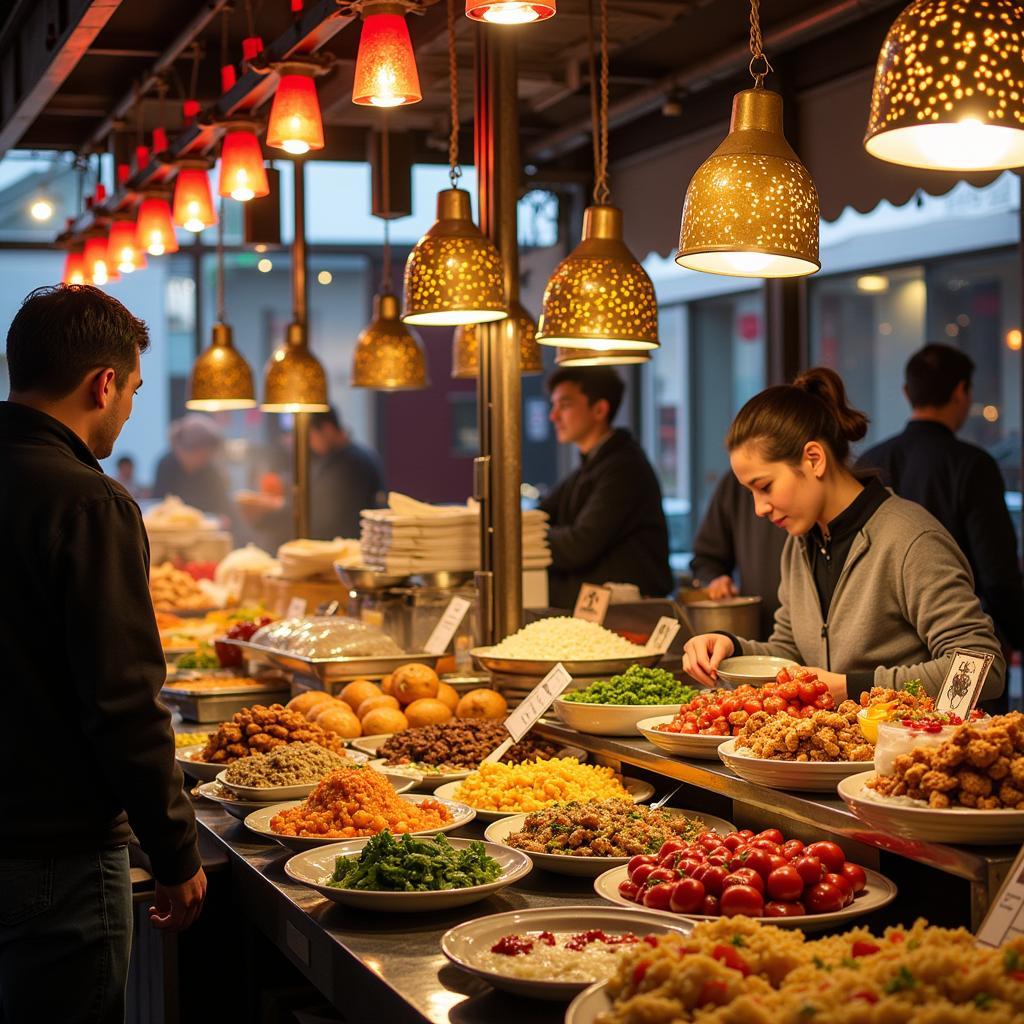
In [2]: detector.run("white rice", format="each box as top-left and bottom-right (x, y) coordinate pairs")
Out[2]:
(488, 617), (646, 660)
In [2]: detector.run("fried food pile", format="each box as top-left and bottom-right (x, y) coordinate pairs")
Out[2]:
(150, 562), (211, 612)
(196, 703), (349, 764)
(868, 712), (1024, 809)
(736, 701), (873, 762)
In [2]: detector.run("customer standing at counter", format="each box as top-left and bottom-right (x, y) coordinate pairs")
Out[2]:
(0, 285), (205, 1024)
(541, 366), (673, 608)
(152, 413), (234, 525)
(682, 367), (1004, 701)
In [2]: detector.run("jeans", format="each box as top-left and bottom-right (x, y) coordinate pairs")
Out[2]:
(0, 846), (132, 1024)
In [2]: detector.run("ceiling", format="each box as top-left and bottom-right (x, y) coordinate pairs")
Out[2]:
(0, 0), (908, 183)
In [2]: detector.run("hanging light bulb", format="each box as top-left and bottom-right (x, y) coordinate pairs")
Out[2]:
(465, 0), (555, 24)
(62, 248), (86, 286)
(83, 233), (118, 286)
(403, 0), (507, 326)
(352, 293), (429, 389)
(218, 128), (270, 201)
(262, 322), (330, 411)
(107, 218), (146, 274)
(452, 300), (543, 378)
(173, 164), (217, 233)
(353, 7), (422, 108)
(136, 195), (179, 256)
(266, 58), (329, 155)
(555, 346), (651, 367)
(675, 1), (819, 279)
(864, 0), (1024, 171)
(537, 0), (658, 350)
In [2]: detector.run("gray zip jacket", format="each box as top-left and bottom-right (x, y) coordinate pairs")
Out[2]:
(737, 495), (1005, 700)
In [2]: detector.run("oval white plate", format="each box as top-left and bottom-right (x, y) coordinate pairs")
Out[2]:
(176, 744), (226, 782)
(214, 751), (370, 801)
(441, 906), (693, 1001)
(553, 700), (688, 737)
(718, 738), (871, 792)
(432, 777), (656, 822)
(838, 771), (1024, 845)
(244, 793), (476, 851)
(483, 808), (736, 878)
(715, 655), (797, 686)
(593, 863), (896, 931)
(636, 716), (731, 760)
(285, 836), (531, 912)
(196, 781), (273, 820)
(566, 982), (612, 1024)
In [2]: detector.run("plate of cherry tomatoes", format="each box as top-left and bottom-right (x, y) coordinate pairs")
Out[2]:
(593, 827), (896, 931)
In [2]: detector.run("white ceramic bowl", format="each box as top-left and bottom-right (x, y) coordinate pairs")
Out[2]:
(176, 744), (226, 782)
(553, 699), (687, 737)
(717, 738), (870, 792)
(196, 781), (274, 820)
(284, 837), (531, 912)
(636, 715), (731, 760)
(715, 655), (796, 686)
(566, 983), (612, 1024)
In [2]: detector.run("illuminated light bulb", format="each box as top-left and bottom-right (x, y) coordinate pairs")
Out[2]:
(1006, 329), (1022, 351)
(267, 74), (324, 154)
(62, 250), (86, 285)
(30, 199), (54, 221)
(173, 168), (216, 233)
(135, 197), (179, 256)
(107, 220), (146, 274)
(465, 0), (555, 23)
(218, 130), (269, 202)
(352, 12), (422, 108)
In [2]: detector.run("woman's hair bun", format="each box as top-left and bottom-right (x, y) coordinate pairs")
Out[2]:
(793, 367), (869, 444)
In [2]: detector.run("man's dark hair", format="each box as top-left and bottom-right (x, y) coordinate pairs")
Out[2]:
(6, 284), (149, 398)
(546, 366), (625, 422)
(309, 406), (341, 431)
(904, 343), (974, 408)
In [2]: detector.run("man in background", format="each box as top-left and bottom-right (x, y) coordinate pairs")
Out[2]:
(0, 285), (204, 1024)
(541, 366), (673, 608)
(152, 413), (234, 524)
(858, 343), (1024, 706)
(114, 453), (142, 498)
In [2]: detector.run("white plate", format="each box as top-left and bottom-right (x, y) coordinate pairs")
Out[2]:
(718, 738), (871, 792)
(553, 700), (689, 737)
(470, 649), (661, 678)
(213, 751), (372, 801)
(243, 793), (477, 850)
(715, 656), (797, 686)
(636, 716), (731, 760)
(483, 808), (736, 878)
(838, 771), (1024, 845)
(441, 906), (693, 1001)
(566, 982), (612, 1024)
(283, 837), (531, 912)
(176, 744), (226, 782)
(593, 863), (897, 931)
(196, 781), (274, 820)
(432, 777), (656, 822)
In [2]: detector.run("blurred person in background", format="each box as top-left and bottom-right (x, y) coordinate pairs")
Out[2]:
(114, 453), (142, 499)
(152, 413), (234, 525)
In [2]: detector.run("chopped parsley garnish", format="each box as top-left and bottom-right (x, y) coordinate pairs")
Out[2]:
(973, 992), (993, 1009)
(1004, 949), (1021, 972)
(884, 967), (917, 994)
(730, 935), (747, 948)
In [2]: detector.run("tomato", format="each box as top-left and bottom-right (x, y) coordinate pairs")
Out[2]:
(755, 829), (785, 845)
(720, 698), (740, 716)
(781, 839), (805, 860)
(722, 833), (745, 851)
(726, 846), (752, 871)
(742, 699), (763, 714)
(851, 990), (879, 1005)
(825, 872), (855, 906)
(674, 858), (706, 878)
(793, 855), (825, 886)
(704, 704), (722, 719)
(658, 840), (690, 860)
(723, 868), (764, 894)
(631, 863), (658, 886)
(702, 894), (720, 916)
(699, 833), (724, 851)
(711, 944), (750, 976)
(764, 900), (806, 918)
(668, 877), (706, 914)
(799, 705), (816, 718)
(643, 882), (677, 911)
(842, 862), (868, 895)
(777, 668), (792, 684)
(766, 865), (804, 902)
(804, 881), (846, 914)
(751, 839), (782, 855)
(851, 940), (881, 958)
(741, 849), (774, 881)
(812, 693), (832, 709)
(707, 851), (731, 867)
(778, 681), (799, 701)
(646, 867), (678, 885)
(700, 865), (729, 896)
(632, 960), (651, 987)
(767, 854), (788, 873)
(627, 855), (657, 878)
(618, 879), (640, 901)
(719, 884), (764, 918)
(813, 679), (828, 695)
(798, 682), (817, 703)
(763, 696), (787, 715)
(696, 979), (730, 1007)
(805, 842), (846, 873)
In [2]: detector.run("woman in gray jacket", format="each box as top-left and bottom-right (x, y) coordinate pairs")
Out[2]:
(683, 368), (1005, 703)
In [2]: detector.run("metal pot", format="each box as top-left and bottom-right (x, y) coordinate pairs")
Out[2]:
(682, 596), (762, 638)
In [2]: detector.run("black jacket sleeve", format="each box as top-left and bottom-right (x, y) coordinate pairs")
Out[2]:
(538, 477), (566, 522)
(690, 475), (737, 584)
(52, 496), (201, 885)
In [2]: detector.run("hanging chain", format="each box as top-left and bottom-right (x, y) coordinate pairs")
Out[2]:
(593, 0), (610, 206)
(245, 0), (257, 37)
(381, 114), (392, 292)
(446, 0), (462, 188)
(748, 0), (773, 86)
(220, 7), (230, 72)
(587, 0), (600, 202)
(216, 195), (226, 322)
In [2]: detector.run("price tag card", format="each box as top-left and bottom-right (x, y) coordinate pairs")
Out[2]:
(647, 616), (682, 655)
(423, 596), (472, 656)
(484, 664), (574, 762)
(573, 583), (611, 624)
(935, 648), (995, 714)
(286, 597), (307, 619)
(976, 844), (1024, 948)
(224, 570), (245, 605)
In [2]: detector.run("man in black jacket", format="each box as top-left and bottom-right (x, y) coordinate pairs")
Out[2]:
(0, 285), (205, 1024)
(857, 343), (1024, 663)
(540, 366), (673, 608)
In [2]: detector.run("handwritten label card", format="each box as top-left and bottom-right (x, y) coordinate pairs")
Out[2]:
(647, 616), (682, 655)
(286, 597), (307, 619)
(976, 845), (1024, 948)
(423, 596), (472, 655)
(484, 664), (574, 762)
(573, 583), (611, 624)
(935, 648), (995, 714)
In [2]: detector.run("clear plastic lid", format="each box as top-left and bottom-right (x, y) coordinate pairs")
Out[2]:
(250, 616), (403, 659)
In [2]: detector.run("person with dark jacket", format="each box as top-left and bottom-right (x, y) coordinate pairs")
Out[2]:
(856, 343), (1024, 658)
(0, 285), (205, 1024)
(540, 367), (673, 608)
(690, 471), (787, 638)
(152, 413), (234, 524)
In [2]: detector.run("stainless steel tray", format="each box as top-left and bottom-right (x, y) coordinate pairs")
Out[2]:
(219, 637), (438, 684)
(161, 688), (290, 723)
(470, 648), (661, 677)
(333, 564), (410, 591)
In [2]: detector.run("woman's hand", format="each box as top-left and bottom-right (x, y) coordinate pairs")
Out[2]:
(804, 667), (848, 704)
(682, 633), (735, 686)
(706, 575), (738, 600)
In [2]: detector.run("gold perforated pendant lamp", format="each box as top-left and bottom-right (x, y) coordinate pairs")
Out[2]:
(676, 87), (820, 278)
(262, 322), (330, 412)
(187, 323), (257, 410)
(554, 345), (651, 367)
(452, 300), (542, 378)
(537, 205), (658, 350)
(864, 0), (1024, 171)
(353, 292), (429, 389)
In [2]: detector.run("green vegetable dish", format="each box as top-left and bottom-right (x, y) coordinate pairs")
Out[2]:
(328, 831), (502, 892)
(561, 665), (698, 706)
(175, 644), (219, 670)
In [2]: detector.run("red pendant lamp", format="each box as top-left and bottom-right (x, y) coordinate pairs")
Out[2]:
(136, 195), (179, 256)
(83, 234), (119, 286)
(353, 7), (422, 108)
(173, 164), (217, 233)
(266, 57), (330, 155)
(218, 128), (269, 201)
(62, 249), (86, 286)
(465, 0), (555, 23)
(107, 218), (146, 274)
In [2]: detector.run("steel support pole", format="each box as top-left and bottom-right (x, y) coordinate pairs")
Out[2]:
(474, 26), (523, 643)
(292, 159), (311, 540)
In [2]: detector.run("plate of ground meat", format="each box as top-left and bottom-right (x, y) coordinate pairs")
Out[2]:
(483, 800), (735, 877)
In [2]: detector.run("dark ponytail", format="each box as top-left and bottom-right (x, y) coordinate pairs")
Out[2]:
(726, 367), (869, 465)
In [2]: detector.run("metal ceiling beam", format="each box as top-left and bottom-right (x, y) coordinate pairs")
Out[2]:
(0, 0), (125, 160)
